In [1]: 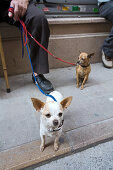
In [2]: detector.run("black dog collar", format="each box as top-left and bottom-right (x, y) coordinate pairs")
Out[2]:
(77, 63), (90, 68)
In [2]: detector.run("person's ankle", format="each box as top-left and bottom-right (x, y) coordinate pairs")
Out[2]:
(34, 73), (43, 77)
(34, 72), (38, 76)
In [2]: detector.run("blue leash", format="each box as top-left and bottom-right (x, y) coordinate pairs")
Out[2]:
(20, 25), (57, 102)
(20, 25), (24, 58)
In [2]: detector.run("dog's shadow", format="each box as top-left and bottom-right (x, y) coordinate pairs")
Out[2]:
(74, 77), (100, 89)
(84, 77), (101, 88)
(45, 136), (64, 146)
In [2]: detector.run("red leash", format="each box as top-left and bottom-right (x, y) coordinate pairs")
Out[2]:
(8, 7), (76, 66)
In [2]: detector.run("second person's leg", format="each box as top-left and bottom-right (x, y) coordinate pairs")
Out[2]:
(99, 1), (113, 68)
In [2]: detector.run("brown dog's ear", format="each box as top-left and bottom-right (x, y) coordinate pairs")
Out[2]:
(87, 53), (94, 58)
(31, 98), (45, 111)
(60, 96), (72, 110)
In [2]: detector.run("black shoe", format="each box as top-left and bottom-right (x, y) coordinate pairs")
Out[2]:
(32, 74), (54, 94)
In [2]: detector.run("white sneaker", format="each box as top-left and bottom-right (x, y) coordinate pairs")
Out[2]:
(102, 50), (113, 68)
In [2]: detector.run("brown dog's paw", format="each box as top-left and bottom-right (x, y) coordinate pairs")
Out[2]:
(80, 86), (84, 90)
(76, 84), (79, 88)
(54, 144), (59, 151)
(40, 145), (45, 152)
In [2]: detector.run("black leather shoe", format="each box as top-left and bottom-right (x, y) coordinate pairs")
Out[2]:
(32, 74), (54, 94)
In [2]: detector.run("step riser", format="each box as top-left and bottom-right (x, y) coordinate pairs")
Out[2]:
(0, 20), (112, 76)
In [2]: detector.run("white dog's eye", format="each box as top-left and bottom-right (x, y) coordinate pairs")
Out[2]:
(59, 113), (63, 117)
(46, 113), (51, 118)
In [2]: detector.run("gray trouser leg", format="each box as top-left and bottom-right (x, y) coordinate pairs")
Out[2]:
(24, 2), (50, 74)
(99, 1), (113, 58)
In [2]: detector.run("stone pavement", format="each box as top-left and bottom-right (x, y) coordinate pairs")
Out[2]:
(25, 140), (113, 170)
(0, 63), (113, 169)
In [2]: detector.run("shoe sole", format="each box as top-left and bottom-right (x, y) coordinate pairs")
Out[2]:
(102, 59), (113, 69)
(102, 50), (113, 68)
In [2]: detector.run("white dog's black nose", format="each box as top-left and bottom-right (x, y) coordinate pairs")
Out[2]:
(53, 120), (58, 126)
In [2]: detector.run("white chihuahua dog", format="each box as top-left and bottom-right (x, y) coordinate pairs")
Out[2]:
(31, 91), (72, 152)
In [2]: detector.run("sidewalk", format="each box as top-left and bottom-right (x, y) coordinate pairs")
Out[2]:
(0, 63), (113, 170)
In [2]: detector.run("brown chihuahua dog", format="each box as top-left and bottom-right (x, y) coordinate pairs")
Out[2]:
(76, 52), (94, 90)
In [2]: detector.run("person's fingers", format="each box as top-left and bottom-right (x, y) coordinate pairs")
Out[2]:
(20, 2), (28, 18)
(21, 7), (26, 17)
(19, 3), (24, 18)
(8, 0), (29, 19)
(14, 3), (19, 20)
(8, 1), (15, 17)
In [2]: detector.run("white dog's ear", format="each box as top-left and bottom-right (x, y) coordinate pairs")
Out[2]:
(60, 96), (72, 110)
(31, 98), (45, 111)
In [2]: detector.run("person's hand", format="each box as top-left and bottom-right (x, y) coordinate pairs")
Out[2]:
(8, 0), (29, 20)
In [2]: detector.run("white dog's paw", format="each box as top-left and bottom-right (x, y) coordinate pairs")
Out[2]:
(54, 144), (59, 151)
(40, 145), (45, 152)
